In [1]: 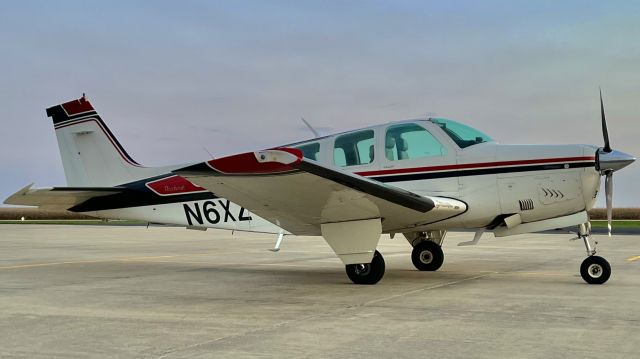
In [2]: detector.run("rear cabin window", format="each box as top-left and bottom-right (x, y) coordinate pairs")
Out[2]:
(333, 130), (375, 167)
(294, 142), (320, 161)
(385, 123), (447, 161)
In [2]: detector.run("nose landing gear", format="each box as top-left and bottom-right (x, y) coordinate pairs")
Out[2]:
(580, 255), (611, 284)
(577, 223), (611, 285)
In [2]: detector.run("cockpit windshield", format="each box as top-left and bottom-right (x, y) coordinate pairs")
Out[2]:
(429, 118), (493, 149)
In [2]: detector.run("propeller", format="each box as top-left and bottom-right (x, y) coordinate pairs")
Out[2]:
(605, 171), (613, 236)
(600, 88), (611, 153)
(595, 89), (635, 237)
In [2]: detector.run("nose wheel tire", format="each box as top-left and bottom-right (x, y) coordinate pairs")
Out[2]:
(580, 255), (611, 285)
(345, 250), (385, 285)
(411, 241), (444, 271)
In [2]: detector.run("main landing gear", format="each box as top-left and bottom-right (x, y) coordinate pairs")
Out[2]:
(577, 223), (611, 285)
(406, 230), (446, 272)
(411, 241), (444, 271)
(345, 250), (385, 284)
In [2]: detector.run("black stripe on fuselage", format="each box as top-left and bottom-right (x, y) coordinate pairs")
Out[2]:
(69, 174), (217, 212)
(70, 161), (595, 212)
(70, 191), (217, 212)
(175, 162), (216, 175)
(369, 161), (595, 183)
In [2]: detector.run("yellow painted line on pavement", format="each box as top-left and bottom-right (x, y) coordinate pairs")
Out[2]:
(509, 272), (567, 277)
(0, 253), (212, 270)
(119, 255), (177, 261)
(626, 255), (640, 262)
(0, 259), (116, 270)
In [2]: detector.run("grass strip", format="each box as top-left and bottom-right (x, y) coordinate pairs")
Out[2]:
(0, 220), (146, 225)
(589, 220), (640, 228)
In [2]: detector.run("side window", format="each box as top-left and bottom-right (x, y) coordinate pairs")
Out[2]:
(333, 130), (375, 167)
(294, 142), (320, 161)
(385, 123), (447, 161)
(334, 148), (347, 166)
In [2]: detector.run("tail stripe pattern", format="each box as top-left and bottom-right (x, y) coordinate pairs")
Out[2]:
(47, 97), (142, 167)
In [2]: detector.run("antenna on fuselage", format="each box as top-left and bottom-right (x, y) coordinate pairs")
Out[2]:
(301, 117), (320, 138)
(203, 147), (215, 159)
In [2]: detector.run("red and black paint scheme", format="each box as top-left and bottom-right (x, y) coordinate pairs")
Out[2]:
(359, 156), (597, 182)
(66, 174), (217, 212)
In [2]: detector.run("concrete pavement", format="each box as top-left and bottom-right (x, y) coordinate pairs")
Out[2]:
(0, 224), (639, 358)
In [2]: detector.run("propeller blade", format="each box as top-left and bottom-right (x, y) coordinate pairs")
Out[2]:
(600, 88), (612, 152)
(605, 170), (613, 237)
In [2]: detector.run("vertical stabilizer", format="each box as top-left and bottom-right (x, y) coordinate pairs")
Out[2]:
(46, 96), (169, 186)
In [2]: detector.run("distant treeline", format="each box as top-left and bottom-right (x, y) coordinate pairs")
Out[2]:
(587, 208), (640, 220)
(0, 208), (97, 220)
(1, 207), (639, 221)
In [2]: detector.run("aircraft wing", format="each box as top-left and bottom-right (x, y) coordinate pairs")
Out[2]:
(175, 148), (466, 235)
(3, 184), (124, 210)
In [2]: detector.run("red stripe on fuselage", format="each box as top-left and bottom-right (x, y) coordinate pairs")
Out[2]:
(356, 156), (595, 177)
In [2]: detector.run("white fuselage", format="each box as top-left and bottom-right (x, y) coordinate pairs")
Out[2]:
(85, 119), (601, 236)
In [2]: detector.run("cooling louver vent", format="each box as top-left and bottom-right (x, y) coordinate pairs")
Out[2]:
(519, 199), (534, 211)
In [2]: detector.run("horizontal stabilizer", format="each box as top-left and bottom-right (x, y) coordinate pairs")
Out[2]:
(3, 184), (124, 210)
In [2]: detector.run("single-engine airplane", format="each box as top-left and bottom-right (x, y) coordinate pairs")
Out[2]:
(5, 94), (635, 285)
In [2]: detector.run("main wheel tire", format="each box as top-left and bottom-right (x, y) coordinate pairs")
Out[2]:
(345, 250), (385, 285)
(411, 241), (444, 271)
(580, 255), (611, 285)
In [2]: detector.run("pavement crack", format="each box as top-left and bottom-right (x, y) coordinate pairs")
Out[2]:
(358, 272), (497, 307)
(152, 310), (330, 358)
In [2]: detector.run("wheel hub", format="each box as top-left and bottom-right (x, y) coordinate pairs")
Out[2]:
(588, 263), (603, 278)
(354, 263), (371, 276)
(419, 250), (433, 264)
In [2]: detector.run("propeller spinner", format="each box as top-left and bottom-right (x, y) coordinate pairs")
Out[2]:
(595, 90), (635, 236)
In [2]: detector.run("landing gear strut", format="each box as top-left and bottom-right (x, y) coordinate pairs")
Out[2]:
(577, 223), (611, 285)
(345, 250), (385, 285)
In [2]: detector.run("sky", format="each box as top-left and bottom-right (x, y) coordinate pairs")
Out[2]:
(1, 0), (639, 207)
